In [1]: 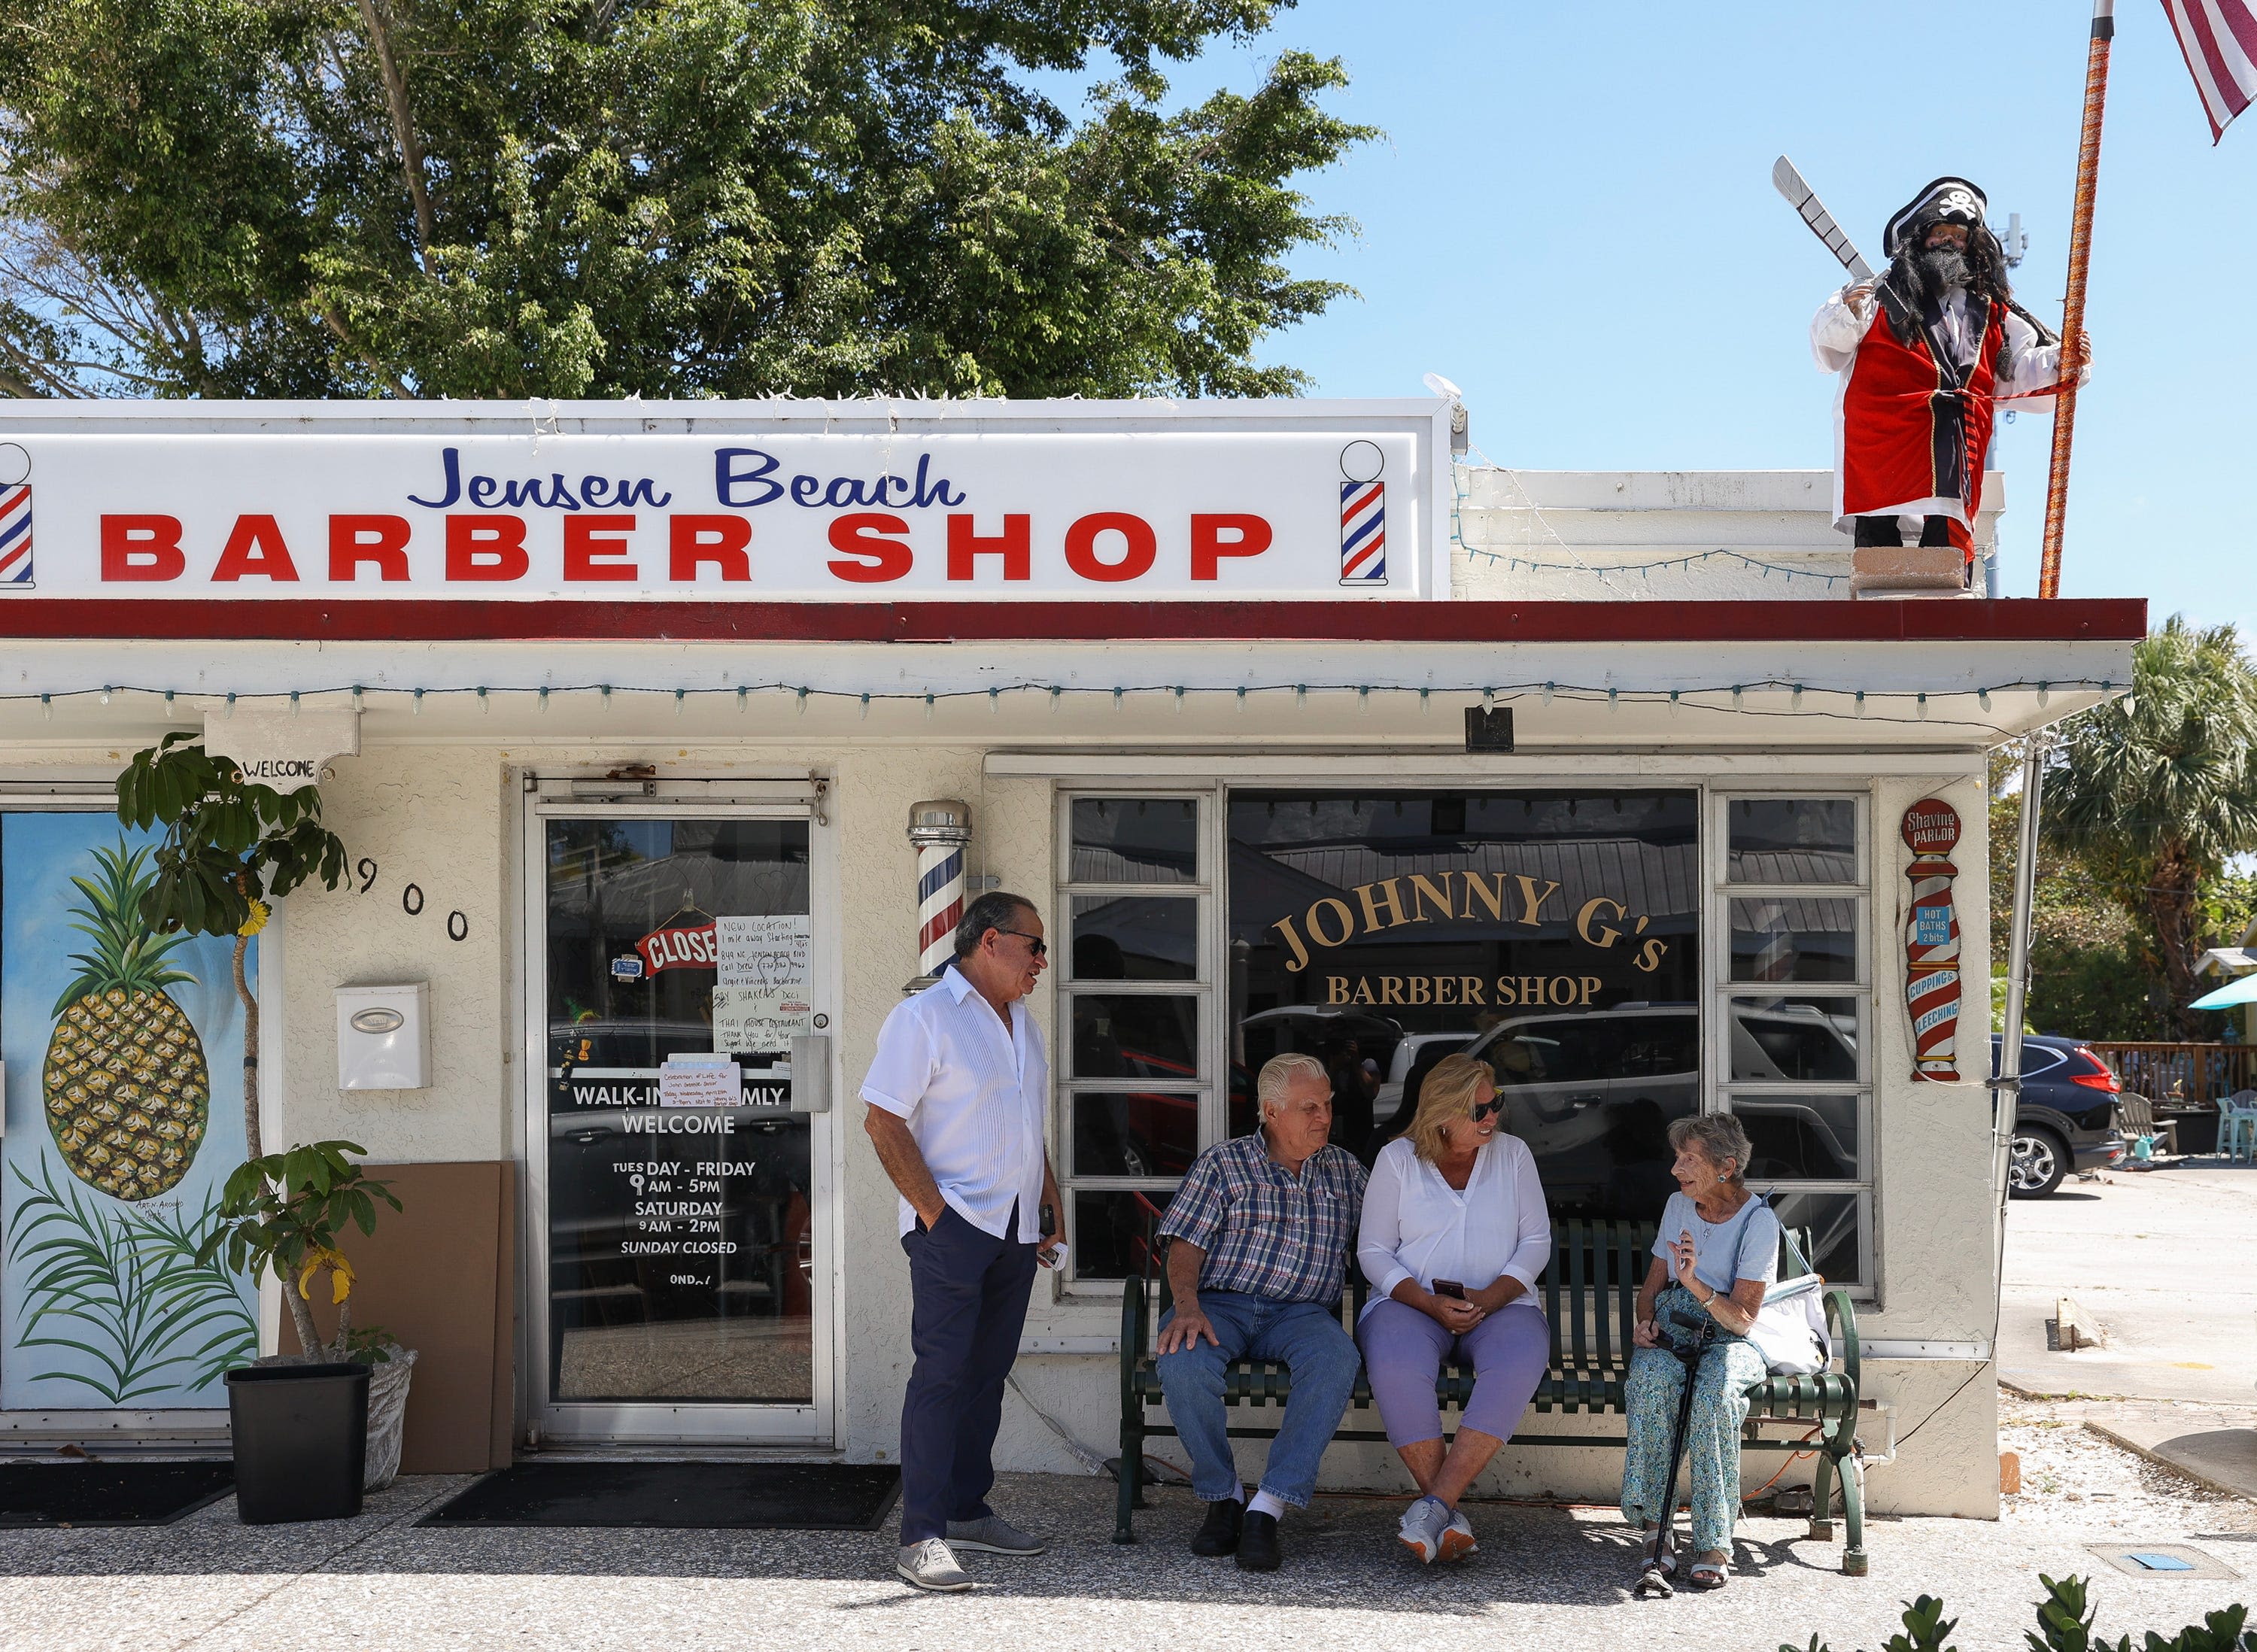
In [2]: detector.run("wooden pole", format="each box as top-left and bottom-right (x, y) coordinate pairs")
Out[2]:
(2037, 0), (2116, 599)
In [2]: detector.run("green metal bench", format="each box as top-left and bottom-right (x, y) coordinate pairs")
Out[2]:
(1113, 1217), (1868, 1575)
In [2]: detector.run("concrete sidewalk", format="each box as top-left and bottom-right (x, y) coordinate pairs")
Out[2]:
(2, 1445), (2250, 1652)
(2081, 1402), (2257, 1504)
(2000, 1160), (2257, 1405)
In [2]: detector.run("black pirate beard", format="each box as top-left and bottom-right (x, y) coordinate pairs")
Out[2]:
(1918, 244), (1972, 293)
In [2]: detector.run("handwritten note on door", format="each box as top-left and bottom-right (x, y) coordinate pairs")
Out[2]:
(715, 915), (810, 988)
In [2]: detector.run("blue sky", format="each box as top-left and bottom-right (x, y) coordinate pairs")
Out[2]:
(1121, 0), (2253, 630)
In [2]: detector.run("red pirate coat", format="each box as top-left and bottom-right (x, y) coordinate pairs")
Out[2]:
(1813, 286), (2073, 557)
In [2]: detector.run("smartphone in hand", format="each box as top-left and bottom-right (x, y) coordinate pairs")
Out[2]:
(1432, 1280), (1467, 1301)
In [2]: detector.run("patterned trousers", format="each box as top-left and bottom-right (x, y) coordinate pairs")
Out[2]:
(1618, 1286), (1770, 1557)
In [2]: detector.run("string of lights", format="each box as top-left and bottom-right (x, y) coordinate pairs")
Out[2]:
(1463, 546), (1849, 588)
(0, 676), (2116, 721)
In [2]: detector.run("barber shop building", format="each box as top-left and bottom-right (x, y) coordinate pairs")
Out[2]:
(0, 398), (2140, 1516)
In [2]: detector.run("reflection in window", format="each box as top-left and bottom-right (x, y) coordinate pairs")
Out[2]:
(1229, 790), (1700, 1218)
(1732, 1092), (1861, 1180)
(1069, 995), (1200, 1082)
(1071, 894), (1196, 980)
(1729, 997), (1858, 1083)
(1757, 1189), (1864, 1286)
(1072, 1189), (1172, 1281)
(1729, 897), (1858, 982)
(1727, 799), (1856, 884)
(1070, 1092), (1201, 1180)
(1071, 797), (1198, 884)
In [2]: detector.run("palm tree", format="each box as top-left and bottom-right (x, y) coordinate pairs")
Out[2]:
(2043, 616), (2257, 1040)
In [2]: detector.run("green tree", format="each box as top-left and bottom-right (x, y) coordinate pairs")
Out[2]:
(0, 0), (1371, 400)
(1989, 742), (2161, 1039)
(2043, 617), (2257, 1041)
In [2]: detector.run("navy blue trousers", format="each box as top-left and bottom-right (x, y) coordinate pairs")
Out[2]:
(898, 1202), (1037, 1543)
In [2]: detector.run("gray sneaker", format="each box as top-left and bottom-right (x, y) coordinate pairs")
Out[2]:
(946, 1513), (1046, 1555)
(897, 1538), (974, 1592)
(1397, 1495), (1451, 1564)
(1441, 1506), (1478, 1562)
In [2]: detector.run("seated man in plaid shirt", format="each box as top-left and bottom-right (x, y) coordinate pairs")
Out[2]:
(1154, 1052), (1368, 1572)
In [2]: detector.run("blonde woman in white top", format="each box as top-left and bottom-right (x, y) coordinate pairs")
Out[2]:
(1356, 1053), (1552, 1564)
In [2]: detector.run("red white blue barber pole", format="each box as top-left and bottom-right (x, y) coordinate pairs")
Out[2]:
(1339, 439), (1386, 586)
(1902, 799), (1964, 1081)
(0, 444), (29, 589)
(907, 798), (972, 990)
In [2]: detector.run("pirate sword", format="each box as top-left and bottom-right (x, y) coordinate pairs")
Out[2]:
(1772, 155), (1875, 282)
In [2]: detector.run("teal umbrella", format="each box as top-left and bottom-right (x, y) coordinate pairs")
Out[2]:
(2188, 973), (2257, 1010)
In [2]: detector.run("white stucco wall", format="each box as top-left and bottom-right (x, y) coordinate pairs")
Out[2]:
(0, 729), (2009, 1515)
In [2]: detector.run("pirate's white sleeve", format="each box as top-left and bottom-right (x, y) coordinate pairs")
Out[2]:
(1995, 308), (2092, 405)
(1809, 289), (1866, 373)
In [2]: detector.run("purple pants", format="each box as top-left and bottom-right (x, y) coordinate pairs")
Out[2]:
(1356, 1298), (1551, 1448)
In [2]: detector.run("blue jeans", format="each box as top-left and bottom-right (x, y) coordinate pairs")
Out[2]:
(1155, 1292), (1361, 1508)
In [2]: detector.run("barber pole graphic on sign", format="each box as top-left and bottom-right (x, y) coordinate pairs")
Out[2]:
(1901, 799), (1964, 1082)
(1338, 439), (1387, 586)
(0, 445), (30, 589)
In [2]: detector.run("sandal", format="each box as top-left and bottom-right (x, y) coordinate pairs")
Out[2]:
(1637, 1529), (1675, 1576)
(1688, 1559), (1729, 1591)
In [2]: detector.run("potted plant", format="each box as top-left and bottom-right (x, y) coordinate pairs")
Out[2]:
(196, 1142), (406, 1521)
(117, 733), (418, 1514)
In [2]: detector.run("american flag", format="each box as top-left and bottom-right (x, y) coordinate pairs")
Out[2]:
(2162, 0), (2257, 142)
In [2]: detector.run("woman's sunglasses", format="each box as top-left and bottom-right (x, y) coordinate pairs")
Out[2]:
(1471, 1096), (1503, 1122)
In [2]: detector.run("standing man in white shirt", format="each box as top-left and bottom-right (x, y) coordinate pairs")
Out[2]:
(862, 889), (1064, 1593)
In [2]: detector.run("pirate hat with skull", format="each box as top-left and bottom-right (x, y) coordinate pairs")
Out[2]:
(1884, 178), (1988, 257)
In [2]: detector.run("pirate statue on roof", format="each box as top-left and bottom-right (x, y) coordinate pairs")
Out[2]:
(1811, 177), (2091, 573)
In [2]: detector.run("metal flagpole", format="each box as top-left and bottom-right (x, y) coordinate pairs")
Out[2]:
(2037, 0), (2116, 599)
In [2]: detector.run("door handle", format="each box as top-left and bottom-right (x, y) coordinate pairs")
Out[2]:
(791, 1034), (832, 1113)
(1566, 1093), (1603, 1109)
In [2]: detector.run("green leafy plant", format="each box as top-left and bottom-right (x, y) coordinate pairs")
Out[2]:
(116, 730), (348, 1160)
(4, 1157), (257, 1401)
(0, 2), (1370, 401)
(197, 1142), (401, 1362)
(1784, 1577), (2255, 1652)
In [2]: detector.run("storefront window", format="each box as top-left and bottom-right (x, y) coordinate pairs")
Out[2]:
(1229, 791), (1701, 1223)
(1718, 795), (1872, 1289)
(1053, 786), (1875, 1292)
(1057, 796), (1212, 1280)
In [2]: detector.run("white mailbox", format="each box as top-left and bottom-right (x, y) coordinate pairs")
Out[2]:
(336, 983), (431, 1090)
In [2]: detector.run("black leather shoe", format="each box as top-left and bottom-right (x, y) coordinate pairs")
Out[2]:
(1235, 1510), (1281, 1572)
(1190, 1496), (1243, 1556)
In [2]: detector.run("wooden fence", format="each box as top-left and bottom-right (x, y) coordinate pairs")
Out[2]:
(2086, 1041), (2257, 1110)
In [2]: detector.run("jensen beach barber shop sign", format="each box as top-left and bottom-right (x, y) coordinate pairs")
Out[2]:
(0, 415), (1439, 600)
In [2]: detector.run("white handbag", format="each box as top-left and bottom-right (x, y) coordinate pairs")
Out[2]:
(1746, 1211), (1832, 1377)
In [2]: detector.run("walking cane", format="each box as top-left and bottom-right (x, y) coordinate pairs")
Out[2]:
(1633, 1310), (1718, 1600)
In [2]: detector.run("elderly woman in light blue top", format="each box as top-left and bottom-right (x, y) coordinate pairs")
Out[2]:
(1356, 1054), (1552, 1565)
(1620, 1113), (1780, 1591)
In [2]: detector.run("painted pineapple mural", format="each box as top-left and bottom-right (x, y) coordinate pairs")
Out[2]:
(41, 843), (208, 1200)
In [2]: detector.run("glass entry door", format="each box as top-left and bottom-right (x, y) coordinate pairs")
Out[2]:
(529, 803), (832, 1445)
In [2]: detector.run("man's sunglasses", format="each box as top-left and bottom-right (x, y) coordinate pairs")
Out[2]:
(1471, 1096), (1504, 1122)
(995, 928), (1048, 958)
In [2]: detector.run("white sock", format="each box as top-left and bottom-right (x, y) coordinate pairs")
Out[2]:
(1247, 1490), (1286, 1521)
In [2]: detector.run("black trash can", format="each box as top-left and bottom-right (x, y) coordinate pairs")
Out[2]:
(226, 1362), (371, 1524)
